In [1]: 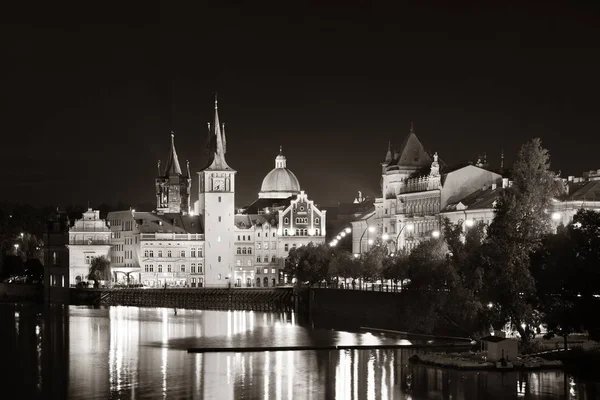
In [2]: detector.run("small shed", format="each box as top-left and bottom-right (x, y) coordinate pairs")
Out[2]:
(481, 336), (518, 362)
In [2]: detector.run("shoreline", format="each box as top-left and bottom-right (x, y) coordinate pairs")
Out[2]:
(409, 352), (563, 371)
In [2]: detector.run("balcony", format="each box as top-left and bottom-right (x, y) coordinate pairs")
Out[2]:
(140, 233), (205, 241)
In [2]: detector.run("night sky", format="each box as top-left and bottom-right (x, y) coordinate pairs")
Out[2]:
(3, 1), (600, 209)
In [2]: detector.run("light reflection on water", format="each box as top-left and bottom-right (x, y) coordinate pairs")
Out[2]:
(2, 304), (600, 399)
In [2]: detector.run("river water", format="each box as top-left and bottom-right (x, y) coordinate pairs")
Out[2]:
(0, 303), (598, 399)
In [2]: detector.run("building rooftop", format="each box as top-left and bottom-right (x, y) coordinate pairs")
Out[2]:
(444, 187), (502, 211)
(134, 212), (203, 234)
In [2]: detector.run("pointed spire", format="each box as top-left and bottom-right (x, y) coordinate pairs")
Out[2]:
(203, 94), (231, 170)
(222, 123), (227, 154)
(384, 141), (392, 163)
(500, 149), (504, 172)
(163, 132), (182, 175)
(186, 160), (191, 178)
(279, 145), (283, 155)
(157, 160), (161, 175)
(410, 121), (415, 134)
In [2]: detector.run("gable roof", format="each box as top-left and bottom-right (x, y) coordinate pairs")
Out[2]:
(241, 196), (294, 215)
(563, 180), (600, 202)
(386, 130), (432, 169)
(135, 212), (203, 234)
(443, 187), (502, 211)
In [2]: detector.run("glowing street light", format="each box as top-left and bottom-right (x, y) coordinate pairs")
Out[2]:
(340, 232), (346, 237)
(353, 253), (360, 258)
(465, 219), (474, 228)
(431, 230), (440, 239)
(345, 227), (351, 234)
(382, 233), (389, 241)
(368, 239), (374, 245)
(551, 212), (561, 221)
(368, 226), (375, 233)
(487, 302), (493, 309)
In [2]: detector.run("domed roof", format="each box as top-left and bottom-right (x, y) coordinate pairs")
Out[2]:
(259, 147), (301, 199)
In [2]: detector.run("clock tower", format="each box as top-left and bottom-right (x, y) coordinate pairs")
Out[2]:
(196, 96), (236, 287)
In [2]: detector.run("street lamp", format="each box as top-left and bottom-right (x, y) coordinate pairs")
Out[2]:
(381, 233), (389, 241)
(431, 230), (440, 239)
(389, 223), (414, 253)
(345, 227), (351, 234)
(551, 212), (561, 221)
(465, 219), (474, 228)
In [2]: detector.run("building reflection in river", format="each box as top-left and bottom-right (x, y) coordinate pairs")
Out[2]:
(2, 304), (600, 399)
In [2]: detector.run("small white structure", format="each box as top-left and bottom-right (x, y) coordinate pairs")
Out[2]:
(481, 336), (519, 362)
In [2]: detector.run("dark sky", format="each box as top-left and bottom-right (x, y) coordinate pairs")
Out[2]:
(2, 1), (600, 209)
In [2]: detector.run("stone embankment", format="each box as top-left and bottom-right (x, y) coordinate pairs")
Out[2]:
(71, 287), (295, 312)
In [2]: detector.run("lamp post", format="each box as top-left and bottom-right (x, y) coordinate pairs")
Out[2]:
(362, 226), (375, 253)
(392, 222), (414, 253)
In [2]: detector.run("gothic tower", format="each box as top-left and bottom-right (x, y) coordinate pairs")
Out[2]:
(155, 133), (192, 214)
(196, 96), (236, 287)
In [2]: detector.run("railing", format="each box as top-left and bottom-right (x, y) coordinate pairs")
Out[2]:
(140, 233), (205, 241)
(69, 239), (111, 245)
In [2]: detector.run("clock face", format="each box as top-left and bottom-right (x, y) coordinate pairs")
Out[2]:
(213, 178), (225, 191)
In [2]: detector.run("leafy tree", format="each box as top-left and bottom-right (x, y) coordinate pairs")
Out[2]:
(361, 240), (387, 285)
(531, 225), (584, 351)
(407, 237), (449, 289)
(381, 250), (409, 289)
(88, 256), (111, 287)
(284, 243), (332, 285)
(482, 138), (564, 341)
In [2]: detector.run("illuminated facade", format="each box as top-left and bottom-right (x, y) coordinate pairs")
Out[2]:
(233, 149), (327, 287)
(68, 208), (111, 286)
(351, 125), (503, 254)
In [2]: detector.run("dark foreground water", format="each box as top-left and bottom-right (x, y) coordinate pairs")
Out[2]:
(0, 304), (598, 399)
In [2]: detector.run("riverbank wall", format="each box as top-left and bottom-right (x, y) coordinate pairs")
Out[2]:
(70, 287), (295, 312)
(0, 283), (43, 303)
(302, 288), (473, 338)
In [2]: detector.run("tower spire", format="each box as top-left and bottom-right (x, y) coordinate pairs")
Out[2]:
(222, 123), (226, 154)
(500, 149), (504, 172)
(384, 141), (392, 163)
(410, 121), (415, 134)
(163, 132), (182, 175)
(186, 160), (191, 177)
(203, 95), (231, 170)
(279, 145), (283, 155)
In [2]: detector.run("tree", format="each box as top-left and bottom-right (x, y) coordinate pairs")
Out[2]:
(406, 237), (448, 289)
(482, 138), (564, 341)
(284, 243), (332, 285)
(361, 240), (387, 286)
(88, 256), (111, 288)
(381, 250), (409, 289)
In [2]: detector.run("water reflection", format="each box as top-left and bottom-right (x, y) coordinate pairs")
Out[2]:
(1, 304), (600, 399)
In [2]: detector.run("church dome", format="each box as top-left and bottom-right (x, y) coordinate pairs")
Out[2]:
(259, 147), (301, 199)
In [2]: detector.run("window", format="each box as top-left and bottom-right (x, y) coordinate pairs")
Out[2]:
(256, 243), (261, 250)
(191, 249), (196, 258)
(218, 196), (222, 202)
(256, 268), (261, 274)
(315, 218), (319, 224)
(198, 263), (203, 273)
(284, 244), (289, 251)
(247, 260), (251, 266)
(218, 256), (221, 262)
(271, 256), (276, 262)
(384, 227), (388, 233)
(258, 232), (261, 237)
(272, 232), (276, 237)
(85, 255), (92, 265)
(236, 260), (241, 266)
(263, 268), (268, 274)
(284, 217), (289, 224)
(264, 242), (269, 249)
(315, 228), (320, 236)
(144, 250), (149, 257)
(167, 250), (172, 258)
(237, 235), (240, 240)
(149, 265), (154, 272)
(198, 249), (203, 257)
(167, 265), (172, 272)
(257, 256), (261, 262)
(218, 236), (221, 242)
(263, 256), (268, 262)
(271, 268), (276, 274)
(191, 263), (196, 273)
(237, 247), (241, 254)
(144, 265), (149, 272)
(218, 216), (221, 222)
(181, 265), (185, 272)
(248, 248), (252, 254)
(218, 274), (221, 280)
(149, 250), (154, 257)
(180, 250), (185, 257)
(284, 229), (288, 236)
(158, 265), (163, 273)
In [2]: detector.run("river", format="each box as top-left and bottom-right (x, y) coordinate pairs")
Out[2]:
(0, 303), (598, 399)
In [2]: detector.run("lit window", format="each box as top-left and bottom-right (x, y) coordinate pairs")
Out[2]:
(256, 243), (261, 250)
(263, 268), (268, 274)
(218, 236), (221, 242)
(247, 260), (251, 266)
(264, 242), (269, 249)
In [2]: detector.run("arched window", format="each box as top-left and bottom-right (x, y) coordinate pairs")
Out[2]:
(284, 229), (288, 236)
(248, 248), (252, 254)
(315, 228), (320, 236)
(315, 218), (319, 224)
(191, 263), (196, 273)
(263, 277), (269, 287)
(256, 277), (261, 287)
(271, 255), (276, 262)
(242, 247), (247, 254)
(284, 217), (289, 224)
(237, 247), (241, 254)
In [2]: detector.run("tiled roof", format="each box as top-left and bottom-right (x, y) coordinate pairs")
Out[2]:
(234, 214), (279, 229)
(241, 196), (294, 215)
(444, 187), (502, 211)
(135, 212), (203, 234)
(563, 180), (600, 202)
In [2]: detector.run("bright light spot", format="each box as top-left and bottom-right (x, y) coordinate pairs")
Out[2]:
(465, 219), (474, 227)
(20, 233), (24, 238)
(307, 228), (315, 236)
(266, 209), (270, 214)
(368, 239), (374, 245)
(353, 254), (360, 258)
(14, 244), (19, 250)
(487, 302), (493, 309)
(389, 253), (395, 257)
(340, 232), (346, 237)
(551, 212), (561, 221)
(521, 323), (527, 329)
(382, 233), (389, 241)
(431, 230), (440, 238)
(406, 224), (414, 231)
(345, 227), (351, 234)
(131, 209), (136, 213)
(368, 226), (375, 233)
(289, 228), (296, 236)
(336, 235), (342, 240)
